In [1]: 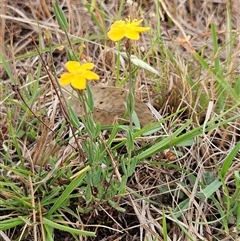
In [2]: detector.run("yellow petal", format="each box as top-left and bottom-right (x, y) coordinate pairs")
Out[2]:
(107, 30), (125, 41)
(110, 20), (125, 29)
(85, 70), (100, 80)
(125, 31), (140, 40)
(71, 77), (86, 90)
(59, 73), (73, 86)
(65, 61), (81, 73)
(81, 63), (94, 70)
(135, 26), (150, 32)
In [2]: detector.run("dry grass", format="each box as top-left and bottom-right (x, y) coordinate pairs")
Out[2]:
(1, 0), (240, 241)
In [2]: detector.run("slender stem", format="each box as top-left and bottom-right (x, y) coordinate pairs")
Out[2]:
(77, 90), (87, 117)
(127, 40), (134, 130)
(126, 40), (134, 160)
(77, 89), (95, 165)
(116, 41), (121, 85)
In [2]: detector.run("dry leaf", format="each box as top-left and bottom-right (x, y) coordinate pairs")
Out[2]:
(62, 86), (154, 126)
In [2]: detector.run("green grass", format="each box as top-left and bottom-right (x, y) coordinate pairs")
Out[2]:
(1, 1), (240, 240)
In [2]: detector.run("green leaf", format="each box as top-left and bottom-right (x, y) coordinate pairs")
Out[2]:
(119, 52), (160, 75)
(234, 77), (240, 96)
(108, 200), (126, 212)
(67, 49), (78, 61)
(0, 51), (15, 84)
(68, 107), (81, 127)
(130, 55), (160, 75)
(43, 217), (95, 236)
(127, 157), (138, 177)
(201, 179), (222, 199)
(47, 165), (90, 216)
(126, 127), (134, 152)
(132, 110), (140, 128)
(136, 120), (193, 160)
(0, 217), (24, 231)
(193, 51), (238, 102)
(106, 123), (119, 146)
(221, 142), (240, 177)
(85, 184), (93, 204)
(53, 2), (69, 30)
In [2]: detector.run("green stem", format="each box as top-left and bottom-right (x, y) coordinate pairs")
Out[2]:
(116, 41), (121, 85)
(127, 40), (134, 130)
(126, 40), (134, 160)
(77, 89), (87, 118)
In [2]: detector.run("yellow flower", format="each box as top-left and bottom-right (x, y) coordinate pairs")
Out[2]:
(107, 18), (150, 41)
(60, 61), (99, 89)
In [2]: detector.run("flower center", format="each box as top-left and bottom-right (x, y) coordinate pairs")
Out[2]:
(74, 68), (85, 76)
(125, 18), (138, 31)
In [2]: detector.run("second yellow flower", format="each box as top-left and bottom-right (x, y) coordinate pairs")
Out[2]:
(107, 18), (150, 41)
